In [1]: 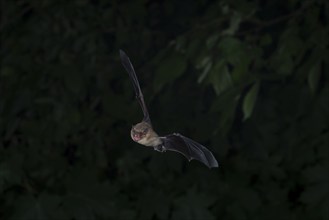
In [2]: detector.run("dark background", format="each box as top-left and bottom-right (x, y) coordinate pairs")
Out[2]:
(1, 0), (328, 219)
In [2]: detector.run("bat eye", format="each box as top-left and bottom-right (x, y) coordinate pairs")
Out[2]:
(143, 128), (148, 133)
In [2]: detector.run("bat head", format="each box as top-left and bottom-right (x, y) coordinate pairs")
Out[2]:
(131, 121), (151, 142)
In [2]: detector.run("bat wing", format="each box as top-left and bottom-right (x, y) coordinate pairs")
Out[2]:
(119, 50), (152, 124)
(161, 133), (218, 168)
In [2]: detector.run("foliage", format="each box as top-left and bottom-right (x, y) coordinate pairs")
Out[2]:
(1, 0), (328, 219)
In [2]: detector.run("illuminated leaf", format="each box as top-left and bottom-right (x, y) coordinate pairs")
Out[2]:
(243, 81), (260, 120)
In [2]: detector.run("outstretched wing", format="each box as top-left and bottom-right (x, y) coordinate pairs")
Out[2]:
(162, 133), (218, 168)
(119, 49), (151, 124)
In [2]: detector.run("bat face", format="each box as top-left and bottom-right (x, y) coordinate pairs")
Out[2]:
(131, 122), (150, 142)
(131, 121), (162, 146)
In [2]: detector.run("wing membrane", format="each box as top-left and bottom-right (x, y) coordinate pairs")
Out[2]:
(162, 133), (218, 168)
(119, 50), (151, 124)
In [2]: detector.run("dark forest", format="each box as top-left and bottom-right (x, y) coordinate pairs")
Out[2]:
(1, 0), (328, 219)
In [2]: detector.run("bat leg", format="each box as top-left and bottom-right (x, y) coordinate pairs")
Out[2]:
(154, 145), (166, 152)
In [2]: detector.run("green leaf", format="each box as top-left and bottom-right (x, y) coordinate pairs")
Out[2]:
(308, 62), (321, 94)
(8, 194), (65, 220)
(221, 12), (241, 36)
(0, 162), (22, 193)
(237, 188), (261, 212)
(197, 61), (212, 83)
(196, 56), (211, 69)
(206, 34), (220, 49)
(0, 66), (16, 76)
(210, 61), (233, 95)
(172, 188), (216, 220)
(137, 189), (170, 220)
(154, 52), (187, 92)
(218, 37), (243, 63)
(242, 81), (260, 120)
(302, 164), (328, 184)
(300, 183), (328, 205)
(260, 34), (272, 46)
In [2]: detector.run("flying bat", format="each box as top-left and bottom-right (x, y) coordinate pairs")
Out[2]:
(119, 50), (218, 168)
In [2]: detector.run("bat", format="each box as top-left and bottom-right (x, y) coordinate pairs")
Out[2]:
(119, 49), (218, 168)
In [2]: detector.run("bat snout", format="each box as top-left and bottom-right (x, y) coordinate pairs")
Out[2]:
(132, 134), (141, 141)
(131, 131), (144, 142)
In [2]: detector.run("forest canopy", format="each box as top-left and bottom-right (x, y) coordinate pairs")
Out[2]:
(1, 0), (328, 220)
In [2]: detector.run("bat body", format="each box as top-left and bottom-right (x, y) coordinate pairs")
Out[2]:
(120, 50), (218, 168)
